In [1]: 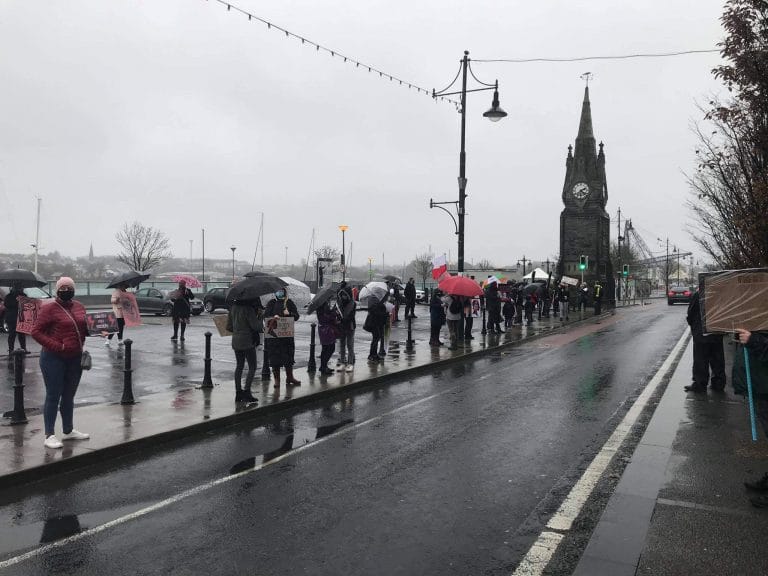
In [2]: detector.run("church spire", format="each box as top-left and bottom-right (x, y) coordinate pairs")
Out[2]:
(574, 86), (596, 159)
(577, 87), (594, 140)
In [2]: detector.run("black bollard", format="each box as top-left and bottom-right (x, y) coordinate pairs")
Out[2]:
(121, 339), (135, 405)
(201, 331), (213, 389)
(10, 350), (28, 425)
(406, 315), (414, 350)
(481, 306), (487, 335)
(307, 323), (317, 374)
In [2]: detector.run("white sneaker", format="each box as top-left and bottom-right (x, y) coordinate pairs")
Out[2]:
(62, 429), (90, 441)
(345, 364), (354, 373)
(336, 363), (346, 372)
(44, 435), (63, 449)
(104, 339), (111, 347)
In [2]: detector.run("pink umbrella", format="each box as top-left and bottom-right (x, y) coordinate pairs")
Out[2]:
(172, 274), (202, 288)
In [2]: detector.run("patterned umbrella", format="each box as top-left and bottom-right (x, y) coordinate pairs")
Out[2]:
(172, 275), (202, 288)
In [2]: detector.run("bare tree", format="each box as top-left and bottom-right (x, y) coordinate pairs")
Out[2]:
(410, 253), (433, 288)
(688, 0), (768, 267)
(115, 222), (172, 272)
(475, 258), (495, 271)
(313, 245), (340, 261)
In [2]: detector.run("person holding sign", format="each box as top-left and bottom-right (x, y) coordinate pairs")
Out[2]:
(264, 288), (301, 388)
(106, 284), (127, 347)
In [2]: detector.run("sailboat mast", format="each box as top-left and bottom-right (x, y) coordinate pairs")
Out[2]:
(33, 197), (41, 273)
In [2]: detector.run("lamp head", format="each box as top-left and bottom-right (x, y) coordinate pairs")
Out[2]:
(483, 86), (507, 122)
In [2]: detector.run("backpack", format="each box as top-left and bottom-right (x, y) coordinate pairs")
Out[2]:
(449, 298), (461, 315)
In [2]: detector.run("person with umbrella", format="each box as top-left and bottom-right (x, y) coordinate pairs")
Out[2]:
(4, 283), (28, 355)
(106, 283), (128, 347)
(485, 281), (503, 334)
(170, 279), (194, 342)
(264, 287), (301, 387)
(429, 289), (446, 346)
(335, 284), (357, 373)
(364, 294), (389, 363)
(31, 277), (90, 449)
(404, 278), (417, 319)
(226, 298), (263, 403)
(316, 300), (342, 376)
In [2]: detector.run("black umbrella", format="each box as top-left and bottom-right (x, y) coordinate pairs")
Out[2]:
(107, 271), (150, 289)
(522, 283), (543, 295)
(381, 274), (401, 284)
(306, 282), (341, 314)
(227, 275), (287, 303)
(0, 268), (47, 288)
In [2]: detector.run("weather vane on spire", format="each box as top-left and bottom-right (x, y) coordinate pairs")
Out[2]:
(580, 72), (593, 86)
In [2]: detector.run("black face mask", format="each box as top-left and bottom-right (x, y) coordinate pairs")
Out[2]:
(57, 290), (75, 301)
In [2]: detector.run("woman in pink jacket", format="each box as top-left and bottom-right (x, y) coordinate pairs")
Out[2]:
(31, 277), (90, 449)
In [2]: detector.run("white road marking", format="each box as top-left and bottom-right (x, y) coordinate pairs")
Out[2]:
(511, 328), (690, 576)
(0, 390), (447, 570)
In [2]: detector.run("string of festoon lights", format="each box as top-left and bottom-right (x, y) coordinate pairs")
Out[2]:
(207, 0), (720, 110)
(206, 0), (461, 110)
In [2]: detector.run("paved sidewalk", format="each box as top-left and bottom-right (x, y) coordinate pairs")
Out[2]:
(0, 307), (604, 489)
(573, 339), (768, 575)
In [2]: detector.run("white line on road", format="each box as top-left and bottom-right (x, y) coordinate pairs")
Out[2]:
(0, 388), (456, 571)
(510, 328), (690, 576)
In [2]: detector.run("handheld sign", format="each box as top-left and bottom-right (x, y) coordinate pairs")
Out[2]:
(15, 297), (41, 335)
(85, 311), (118, 335)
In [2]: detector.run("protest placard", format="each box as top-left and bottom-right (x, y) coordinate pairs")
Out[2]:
(120, 292), (142, 327)
(15, 297), (41, 334)
(85, 311), (118, 335)
(212, 314), (233, 337)
(264, 317), (294, 338)
(700, 268), (768, 334)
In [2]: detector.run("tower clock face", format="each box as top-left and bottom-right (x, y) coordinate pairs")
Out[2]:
(571, 182), (590, 200)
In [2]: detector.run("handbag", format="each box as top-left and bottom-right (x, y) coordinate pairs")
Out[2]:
(57, 302), (92, 371)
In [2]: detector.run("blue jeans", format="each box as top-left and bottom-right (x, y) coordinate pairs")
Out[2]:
(40, 350), (82, 436)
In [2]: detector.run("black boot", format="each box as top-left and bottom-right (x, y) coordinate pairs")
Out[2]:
(241, 387), (258, 403)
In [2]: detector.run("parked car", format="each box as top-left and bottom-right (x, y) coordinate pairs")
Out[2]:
(203, 287), (229, 313)
(667, 285), (693, 305)
(415, 288), (425, 303)
(134, 287), (203, 316)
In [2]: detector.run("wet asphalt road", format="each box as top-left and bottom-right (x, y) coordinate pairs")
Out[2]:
(0, 305), (687, 575)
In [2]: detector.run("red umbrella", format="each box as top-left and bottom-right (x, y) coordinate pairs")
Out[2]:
(437, 275), (483, 297)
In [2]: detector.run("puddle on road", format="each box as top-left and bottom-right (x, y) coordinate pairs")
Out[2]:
(0, 501), (154, 557)
(228, 418), (354, 475)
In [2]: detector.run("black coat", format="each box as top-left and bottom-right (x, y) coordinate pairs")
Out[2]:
(687, 291), (723, 342)
(404, 283), (416, 304)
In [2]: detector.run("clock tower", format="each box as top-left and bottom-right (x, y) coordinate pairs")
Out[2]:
(558, 86), (614, 299)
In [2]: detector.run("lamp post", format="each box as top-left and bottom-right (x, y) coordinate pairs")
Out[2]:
(230, 245), (236, 282)
(518, 256), (529, 279)
(338, 225), (349, 281)
(430, 50), (506, 275)
(368, 257), (374, 281)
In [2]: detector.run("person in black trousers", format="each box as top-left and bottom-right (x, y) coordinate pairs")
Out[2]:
(684, 289), (725, 392)
(404, 278), (417, 319)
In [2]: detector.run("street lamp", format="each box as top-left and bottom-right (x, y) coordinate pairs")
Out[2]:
(230, 245), (236, 282)
(430, 50), (507, 275)
(338, 225), (349, 281)
(368, 257), (374, 281)
(517, 256), (529, 278)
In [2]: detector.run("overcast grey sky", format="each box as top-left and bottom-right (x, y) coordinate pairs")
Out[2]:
(0, 0), (725, 268)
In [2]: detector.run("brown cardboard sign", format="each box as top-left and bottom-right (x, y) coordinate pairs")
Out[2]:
(700, 268), (768, 334)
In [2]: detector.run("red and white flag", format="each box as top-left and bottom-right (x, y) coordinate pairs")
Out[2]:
(432, 254), (448, 280)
